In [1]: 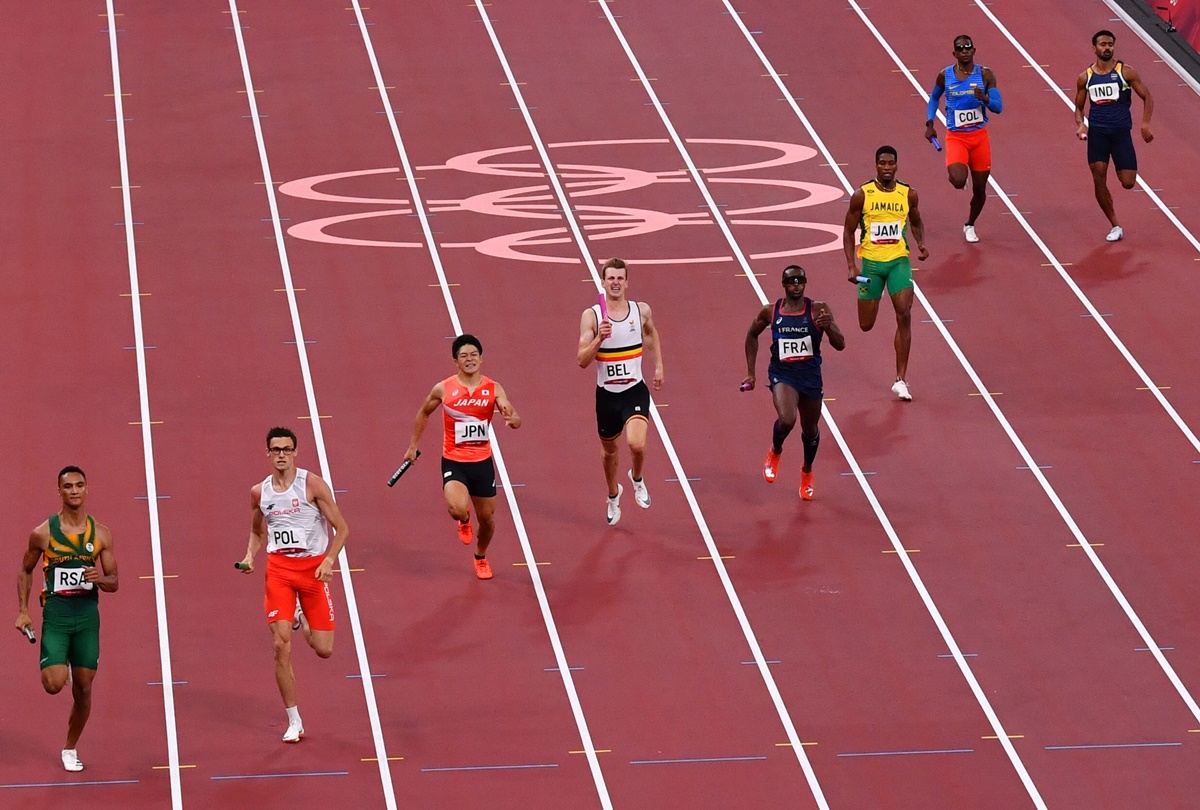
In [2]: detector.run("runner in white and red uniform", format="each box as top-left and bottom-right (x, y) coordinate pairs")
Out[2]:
(404, 334), (521, 580)
(239, 426), (350, 744)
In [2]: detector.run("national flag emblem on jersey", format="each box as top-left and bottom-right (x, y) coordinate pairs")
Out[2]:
(292, 498), (300, 507)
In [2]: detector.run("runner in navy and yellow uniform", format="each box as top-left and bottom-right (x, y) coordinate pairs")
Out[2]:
(578, 258), (664, 526)
(743, 265), (845, 500)
(405, 334), (521, 580)
(844, 145), (928, 401)
(15, 466), (119, 772)
(1073, 29), (1154, 242)
(924, 35), (1002, 243)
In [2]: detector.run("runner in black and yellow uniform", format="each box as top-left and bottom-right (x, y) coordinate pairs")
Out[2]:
(15, 466), (119, 772)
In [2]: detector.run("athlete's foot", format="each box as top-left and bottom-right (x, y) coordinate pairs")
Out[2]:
(891, 379), (913, 401)
(474, 557), (493, 580)
(799, 470), (815, 501)
(763, 449), (781, 483)
(606, 484), (623, 526)
(963, 224), (979, 243)
(627, 470), (651, 508)
(61, 749), (84, 772)
(457, 519), (473, 545)
(282, 722), (305, 744)
(1106, 225), (1123, 242)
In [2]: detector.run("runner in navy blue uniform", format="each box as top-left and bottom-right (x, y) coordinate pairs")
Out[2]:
(743, 265), (845, 500)
(1073, 29), (1154, 242)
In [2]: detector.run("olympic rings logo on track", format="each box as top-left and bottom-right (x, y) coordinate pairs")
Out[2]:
(278, 138), (845, 264)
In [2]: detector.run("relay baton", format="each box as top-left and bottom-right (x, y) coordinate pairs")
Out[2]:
(855, 275), (869, 283)
(598, 293), (609, 321)
(739, 381), (753, 392)
(22, 626), (36, 644)
(234, 562), (250, 571)
(931, 136), (942, 152)
(387, 449), (421, 487)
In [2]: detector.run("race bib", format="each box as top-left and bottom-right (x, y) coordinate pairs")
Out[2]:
(954, 106), (984, 128)
(869, 220), (903, 244)
(1088, 82), (1118, 103)
(271, 528), (302, 547)
(454, 419), (490, 444)
(52, 567), (94, 593)
(777, 335), (814, 361)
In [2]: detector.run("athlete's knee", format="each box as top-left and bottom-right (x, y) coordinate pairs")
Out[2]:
(446, 502), (470, 523)
(948, 169), (968, 189)
(776, 412), (797, 431)
(272, 633), (292, 658)
(895, 307), (912, 328)
(42, 674), (66, 695)
(1119, 175), (1137, 189)
(314, 642), (334, 660)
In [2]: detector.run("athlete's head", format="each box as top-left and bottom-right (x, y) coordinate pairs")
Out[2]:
(874, 146), (898, 184)
(57, 465), (86, 486)
(1092, 30), (1115, 61)
(600, 258), (629, 299)
(781, 265), (807, 298)
(875, 145), (897, 163)
(266, 426), (298, 452)
(57, 466), (87, 506)
(452, 334), (483, 360)
(1092, 29), (1115, 47)
(953, 35), (975, 56)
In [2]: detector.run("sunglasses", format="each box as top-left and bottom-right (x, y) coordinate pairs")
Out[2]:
(783, 277), (807, 285)
(955, 43), (975, 51)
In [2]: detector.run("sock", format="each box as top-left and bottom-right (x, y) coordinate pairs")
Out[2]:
(632, 476), (643, 483)
(608, 491), (619, 501)
(474, 554), (486, 561)
(286, 705), (301, 726)
(802, 429), (820, 468)
(771, 419), (794, 454)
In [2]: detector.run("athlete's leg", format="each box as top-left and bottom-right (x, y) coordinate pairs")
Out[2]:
(770, 383), (800, 453)
(890, 287), (915, 381)
(64, 666), (96, 749)
(625, 417), (649, 479)
(797, 397), (823, 473)
(600, 435), (620, 496)
(471, 495), (497, 556)
(1115, 169), (1137, 189)
(1090, 161), (1118, 226)
(269, 619), (298, 707)
(295, 576), (334, 659)
(967, 170), (990, 226)
(857, 298), (882, 332)
(41, 664), (70, 694)
(443, 480), (472, 524)
(947, 162), (969, 189)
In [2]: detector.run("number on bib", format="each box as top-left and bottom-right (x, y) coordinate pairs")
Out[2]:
(954, 107), (984, 128)
(272, 528), (300, 546)
(52, 567), (94, 593)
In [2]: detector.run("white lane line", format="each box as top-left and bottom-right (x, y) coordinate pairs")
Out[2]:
(480, 1), (829, 805)
(227, 4), (396, 807)
(105, 3), (182, 807)
(841, 0), (1200, 728)
(975, 0), (1200, 256)
(348, 3), (611, 807)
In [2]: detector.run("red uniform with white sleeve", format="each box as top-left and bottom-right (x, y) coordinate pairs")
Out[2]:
(441, 375), (497, 462)
(259, 469), (336, 630)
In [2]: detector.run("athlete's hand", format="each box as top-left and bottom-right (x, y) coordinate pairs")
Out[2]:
(403, 446), (419, 464)
(238, 554), (255, 574)
(740, 375), (755, 392)
(916, 244), (930, 262)
(847, 265), (860, 284)
(652, 368), (664, 391)
(499, 402), (521, 429)
(315, 557), (334, 583)
(15, 612), (33, 635)
(82, 566), (102, 584)
(973, 87), (987, 103)
(924, 123), (936, 142)
(1141, 125), (1154, 144)
(1076, 123), (1088, 141)
(813, 302), (832, 330)
(597, 319), (612, 340)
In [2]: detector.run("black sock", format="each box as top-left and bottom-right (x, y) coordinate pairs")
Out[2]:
(474, 554), (485, 560)
(802, 429), (820, 468)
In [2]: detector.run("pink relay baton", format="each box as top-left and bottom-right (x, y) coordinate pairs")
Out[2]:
(598, 293), (609, 321)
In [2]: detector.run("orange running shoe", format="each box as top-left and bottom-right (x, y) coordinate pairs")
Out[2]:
(474, 558), (493, 580)
(457, 519), (473, 545)
(763, 449), (781, 483)
(799, 470), (814, 501)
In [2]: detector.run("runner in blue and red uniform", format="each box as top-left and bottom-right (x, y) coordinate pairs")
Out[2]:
(925, 34), (1002, 244)
(1073, 29), (1154, 242)
(743, 265), (845, 501)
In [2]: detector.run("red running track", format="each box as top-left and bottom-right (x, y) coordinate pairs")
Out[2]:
(3, 1), (1200, 808)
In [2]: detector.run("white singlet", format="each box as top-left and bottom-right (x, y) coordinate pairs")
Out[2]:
(592, 300), (645, 392)
(259, 468), (330, 557)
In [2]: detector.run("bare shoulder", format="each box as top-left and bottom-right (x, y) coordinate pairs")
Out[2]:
(29, 520), (51, 547)
(93, 521), (114, 548)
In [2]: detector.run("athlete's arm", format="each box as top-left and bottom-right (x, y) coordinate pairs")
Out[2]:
(813, 302), (846, 352)
(577, 308), (611, 368)
(925, 71), (946, 141)
(743, 304), (772, 390)
(907, 187), (929, 262)
(639, 302), (664, 391)
(843, 188), (866, 281)
(493, 382), (522, 430)
(981, 68), (1002, 113)
(404, 382), (445, 463)
(240, 483), (266, 573)
(1126, 65), (1154, 142)
(15, 524), (47, 634)
(1073, 72), (1090, 140)
(84, 523), (118, 593)
(309, 474), (348, 582)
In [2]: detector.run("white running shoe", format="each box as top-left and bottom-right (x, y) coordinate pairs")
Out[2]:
(282, 722), (305, 743)
(627, 470), (651, 508)
(292, 598), (304, 632)
(1106, 225), (1123, 242)
(61, 749), (84, 772)
(891, 379), (913, 401)
(606, 484), (623, 526)
(963, 224), (979, 243)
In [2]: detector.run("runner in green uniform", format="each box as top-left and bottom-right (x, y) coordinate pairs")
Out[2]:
(15, 466), (119, 772)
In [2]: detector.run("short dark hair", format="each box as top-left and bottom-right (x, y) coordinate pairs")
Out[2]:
(782, 264), (806, 281)
(876, 145), (897, 162)
(601, 257), (628, 279)
(954, 34), (974, 47)
(452, 334), (483, 358)
(266, 426), (298, 450)
(1093, 29), (1115, 46)
(57, 466), (86, 485)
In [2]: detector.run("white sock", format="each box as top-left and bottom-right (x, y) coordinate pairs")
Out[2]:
(286, 705), (301, 726)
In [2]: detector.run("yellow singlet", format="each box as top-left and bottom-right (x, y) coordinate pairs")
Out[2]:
(857, 181), (910, 262)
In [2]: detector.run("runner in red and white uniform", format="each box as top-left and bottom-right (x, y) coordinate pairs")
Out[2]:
(404, 334), (521, 580)
(577, 258), (664, 527)
(238, 426), (350, 744)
